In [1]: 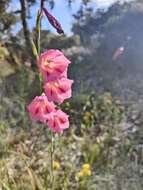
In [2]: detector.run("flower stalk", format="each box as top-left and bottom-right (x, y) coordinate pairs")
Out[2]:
(27, 0), (73, 188)
(50, 132), (55, 189)
(35, 9), (43, 93)
(36, 10), (42, 55)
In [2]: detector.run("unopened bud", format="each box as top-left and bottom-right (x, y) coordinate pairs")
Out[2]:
(42, 7), (64, 34)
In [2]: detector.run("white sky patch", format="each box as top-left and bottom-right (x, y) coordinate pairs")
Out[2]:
(94, 0), (135, 8)
(8, 0), (20, 12)
(95, 0), (118, 7)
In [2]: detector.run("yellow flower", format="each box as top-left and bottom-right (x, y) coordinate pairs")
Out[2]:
(52, 161), (60, 170)
(76, 164), (92, 179)
(82, 164), (91, 176)
(82, 164), (90, 170)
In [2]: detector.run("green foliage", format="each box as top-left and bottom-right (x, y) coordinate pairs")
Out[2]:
(61, 92), (124, 130)
(40, 32), (80, 51)
(0, 45), (9, 60)
(0, 0), (16, 34)
(0, 46), (15, 78)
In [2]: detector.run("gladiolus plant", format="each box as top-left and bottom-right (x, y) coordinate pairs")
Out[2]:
(27, 0), (73, 188)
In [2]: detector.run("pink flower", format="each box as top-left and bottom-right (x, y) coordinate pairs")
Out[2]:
(44, 77), (73, 104)
(39, 50), (70, 81)
(47, 109), (69, 133)
(27, 94), (55, 123)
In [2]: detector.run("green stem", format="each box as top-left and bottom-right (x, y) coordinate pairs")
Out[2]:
(36, 9), (43, 93)
(36, 10), (42, 55)
(31, 38), (38, 60)
(50, 132), (55, 190)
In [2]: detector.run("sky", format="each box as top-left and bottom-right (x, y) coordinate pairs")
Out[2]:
(11, 0), (134, 35)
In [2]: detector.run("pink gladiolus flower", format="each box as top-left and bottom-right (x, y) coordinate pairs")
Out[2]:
(47, 109), (69, 133)
(44, 77), (73, 104)
(27, 94), (55, 123)
(39, 50), (70, 81)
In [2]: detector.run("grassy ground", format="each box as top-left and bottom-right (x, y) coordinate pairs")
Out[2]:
(0, 69), (143, 190)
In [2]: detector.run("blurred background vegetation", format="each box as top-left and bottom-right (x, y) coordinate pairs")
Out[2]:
(0, 0), (143, 189)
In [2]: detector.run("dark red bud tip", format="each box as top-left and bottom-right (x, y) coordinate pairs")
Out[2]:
(41, 0), (45, 8)
(42, 7), (64, 34)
